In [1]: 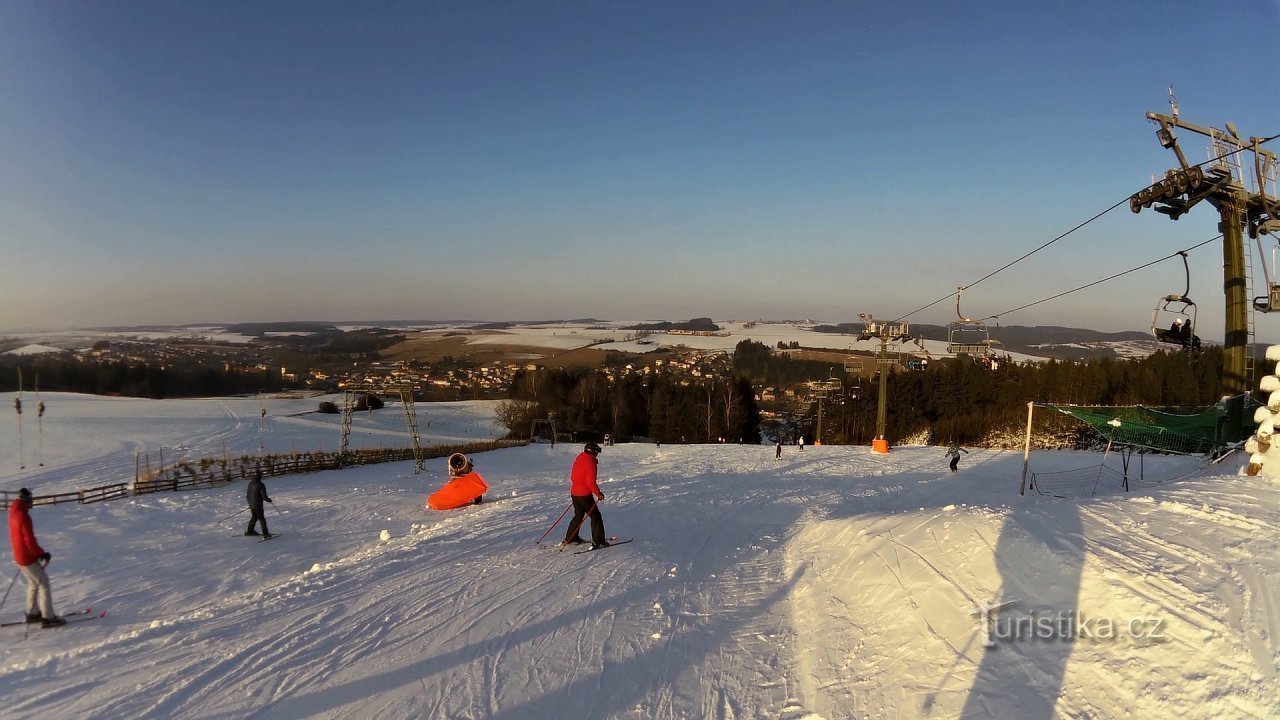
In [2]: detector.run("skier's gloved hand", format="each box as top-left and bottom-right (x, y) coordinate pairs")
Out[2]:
(39, 552), (51, 565)
(266, 498), (273, 503)
(595, 492), (604, 501)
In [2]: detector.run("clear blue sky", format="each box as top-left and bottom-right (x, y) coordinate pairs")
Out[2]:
(1, 1), (1276, 339)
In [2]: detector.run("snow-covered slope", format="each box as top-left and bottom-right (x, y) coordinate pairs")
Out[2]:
(0, 395), (1275, 719)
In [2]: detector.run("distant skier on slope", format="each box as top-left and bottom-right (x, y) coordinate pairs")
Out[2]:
(775, 441), (782, 460)
(245, 471), (273, 538)
(563, 441), (609, 549)
(8, 488), (64, 627)
(945, 442), (969, 473)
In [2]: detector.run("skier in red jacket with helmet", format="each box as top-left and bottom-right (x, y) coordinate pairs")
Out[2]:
(8, 488), (64, 627)
(563, 441), (609, 548)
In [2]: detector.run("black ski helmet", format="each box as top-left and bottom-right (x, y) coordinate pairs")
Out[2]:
(17, 487), (32, 502)
(584, 441), (602, 456)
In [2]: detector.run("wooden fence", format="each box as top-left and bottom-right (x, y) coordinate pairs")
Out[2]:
(6, 439), (527, 508)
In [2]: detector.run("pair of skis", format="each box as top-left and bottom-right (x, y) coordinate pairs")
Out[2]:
(552, 536), (634, 554)
(0, 607), (106, 629)
(571, 537), (633, 554)
(538, 500), (631, 554)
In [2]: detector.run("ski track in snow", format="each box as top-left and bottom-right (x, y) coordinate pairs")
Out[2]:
(0, 393), (1278, 719)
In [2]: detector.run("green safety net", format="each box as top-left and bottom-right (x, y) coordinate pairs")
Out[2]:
(1037, 395), (1259, 456)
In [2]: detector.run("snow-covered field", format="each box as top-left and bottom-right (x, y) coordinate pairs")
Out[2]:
(0, 394), (1276, 719)
(6, 320), (1058, 363)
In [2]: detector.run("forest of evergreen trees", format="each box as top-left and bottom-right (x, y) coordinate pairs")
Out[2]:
(0, 356), (293, 399)
(498, 339), (1236, 448)
(501, 366), (763, 445)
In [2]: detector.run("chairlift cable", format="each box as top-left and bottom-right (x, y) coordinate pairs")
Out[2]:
(893, 196), (1131, 323)
(890, 131), (1276, 326)
(971, 235), (1219, 322)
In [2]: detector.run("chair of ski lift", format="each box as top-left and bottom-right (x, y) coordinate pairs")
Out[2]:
(1254, 284), (1280, 313)
(946, 322), (994, 357)
(1151, 294), (1199, 350)
(1150, 250), (1201, 353)
(1252, 224), (1280, 312)
(946, 286), (997, 359)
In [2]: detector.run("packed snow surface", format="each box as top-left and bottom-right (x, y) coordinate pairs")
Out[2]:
(0, 393), (1276, 719)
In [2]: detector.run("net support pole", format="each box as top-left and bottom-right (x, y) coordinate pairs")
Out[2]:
(1020, 401), (1034, 495)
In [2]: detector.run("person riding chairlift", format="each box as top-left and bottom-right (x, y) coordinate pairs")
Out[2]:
(1168, 318), (1201, 351)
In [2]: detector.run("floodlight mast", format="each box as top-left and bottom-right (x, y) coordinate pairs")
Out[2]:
(857, 313), (911, 453)
(1132, 107), (1277, 440)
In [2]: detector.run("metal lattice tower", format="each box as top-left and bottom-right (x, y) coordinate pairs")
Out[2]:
(399, 385), (426, 474)
(338, 384), (427, 472)
(338, 389), (358, 459)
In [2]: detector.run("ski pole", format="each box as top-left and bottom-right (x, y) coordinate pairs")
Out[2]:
(558, 498), (600, 552)
(269, 501), (283, 515)
(535, 502), (573, 544)
(0, 568), (19, 612)
(218, 507), (249, 523)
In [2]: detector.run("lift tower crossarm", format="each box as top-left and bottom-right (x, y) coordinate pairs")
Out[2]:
(1147, 112), (1277, 170)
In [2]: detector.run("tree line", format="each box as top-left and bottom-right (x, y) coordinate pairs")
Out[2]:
(497, 366), (763, 445)
(798, 345), (1230, 446)
(497, 339), (1235, 448)
(0, 356), (294, 399)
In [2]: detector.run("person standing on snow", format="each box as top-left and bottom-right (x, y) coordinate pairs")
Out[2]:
(775, 441), (782, 460)
(945, 442), (969, 473)
(245, 470), (273, 538)
(8, 488), (64, 627)
(798, 435), (805, 451)
(563, 441), (609, 548)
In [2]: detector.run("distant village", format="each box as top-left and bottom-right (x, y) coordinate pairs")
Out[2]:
(26, 336), (786, 403)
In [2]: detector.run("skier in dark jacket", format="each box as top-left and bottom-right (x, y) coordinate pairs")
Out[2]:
(8, 488), (63, 627)
(563, 441), (608, 548)
(945, 442), (969, 473)
(245, 471), (272, 538)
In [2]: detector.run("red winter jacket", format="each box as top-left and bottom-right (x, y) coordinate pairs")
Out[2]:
(570, 452), (601, 497)
(8, 499), (45, 567)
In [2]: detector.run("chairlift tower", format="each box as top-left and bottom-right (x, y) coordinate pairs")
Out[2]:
(808, 377), (844, 445)
(857, 313), (912, 453)
(1132, 99), (1277, 439)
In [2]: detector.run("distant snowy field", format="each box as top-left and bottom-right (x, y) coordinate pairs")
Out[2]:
(6, 320), (1055, 363)
(0, 394), (1275, 719)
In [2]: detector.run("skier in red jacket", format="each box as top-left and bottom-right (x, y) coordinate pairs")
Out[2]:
(7, 488), (64, 627)
(563, 441), (609, 548)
